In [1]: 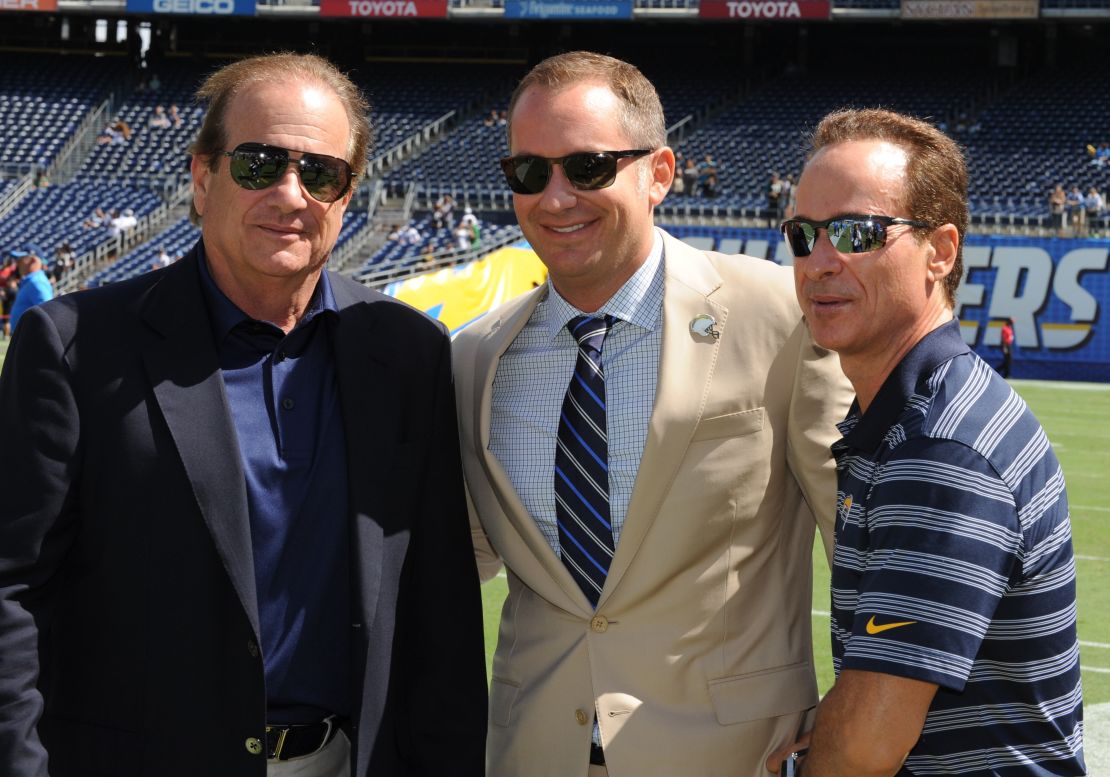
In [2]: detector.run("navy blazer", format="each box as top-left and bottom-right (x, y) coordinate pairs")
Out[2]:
(0, 245), (487, 776)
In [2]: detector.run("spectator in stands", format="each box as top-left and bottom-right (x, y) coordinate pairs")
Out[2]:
(51, 241), (74, 280)
(702, 172), (719, 198)
(433, 192), (455, 229)
(777, 173), (792, 222)
(770, 106), (1084, 777)
(681, 156), (699, 196)
(784, 173), (797, 218)
(483, 109), (499, 127)
(1049, 184), (1067, 236)
(149, 104), (172, 129)
(151, 245), (173, 270)
(82, 206), (108, 229)
(0, 51), (486, 777)
(1066, 185), (1085, 236)
(108, 207), (137, 239)
(397, 222), (422, 245)
(168, 103), (182, 128)
(1085, 186), (1104, 236)
(459, 50), (850, 777)
(767, 170), (783, 227)
(453, 221), (472, 252)
(8, 248), (54, 334)
(459, 205), (479, 244)
(698, 152), (718, 193)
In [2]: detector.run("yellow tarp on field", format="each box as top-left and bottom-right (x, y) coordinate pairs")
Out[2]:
(385, 242), (546, 334)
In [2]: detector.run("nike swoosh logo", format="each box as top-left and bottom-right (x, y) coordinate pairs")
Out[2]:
(866, 616), (916, 635)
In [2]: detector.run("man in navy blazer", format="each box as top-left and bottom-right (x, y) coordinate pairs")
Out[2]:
(0, 53), (486, 777)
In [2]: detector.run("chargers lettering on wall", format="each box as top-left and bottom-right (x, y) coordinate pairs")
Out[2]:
(956, 245), (1108, 351)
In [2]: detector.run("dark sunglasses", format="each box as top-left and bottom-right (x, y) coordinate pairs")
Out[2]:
(781, 215), (931, 257)
(219, 142), (353, 203)
(499, 149), (652, 195)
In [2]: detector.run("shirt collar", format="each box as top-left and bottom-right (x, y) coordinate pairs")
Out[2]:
(196, 241), (339, 342)
(543, 228), (665, 341)
(840, 317), (969, 451)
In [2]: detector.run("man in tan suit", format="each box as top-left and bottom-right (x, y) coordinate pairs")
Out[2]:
(453, 51), (851, 777)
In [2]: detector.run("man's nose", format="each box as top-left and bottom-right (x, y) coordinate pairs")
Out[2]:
(537, 163), (578, 211)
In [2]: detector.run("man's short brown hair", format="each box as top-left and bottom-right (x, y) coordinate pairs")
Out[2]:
(507, 51), (666, 151)
(808, 108), (968, 308)
(188, 52), (370, 222)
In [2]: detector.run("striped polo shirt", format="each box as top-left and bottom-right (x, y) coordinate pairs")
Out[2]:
(830, 319), (1085, 776)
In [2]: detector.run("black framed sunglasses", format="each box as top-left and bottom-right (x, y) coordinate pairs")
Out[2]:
(219, 142), (353, 203)
(781, 215), (932, 257)
(499, 149), (653, 195)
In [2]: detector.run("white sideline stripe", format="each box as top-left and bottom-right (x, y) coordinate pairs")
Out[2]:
(1074, 504), (1110, 513)
(1013, 380), (1110, 392)
(1077, 555), (1110, 562)
(1082, 665), (1110, 674)
(1081, 640), (1110, 650)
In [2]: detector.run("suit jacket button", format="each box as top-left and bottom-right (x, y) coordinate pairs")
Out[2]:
(245, 737), (263, 755)
(247, 640), (260, 658)
(575, 709), (588, 725)
(590, 615), (608, 633)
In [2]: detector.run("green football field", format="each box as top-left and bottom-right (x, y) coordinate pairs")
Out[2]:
(479, 379), (1110, 707)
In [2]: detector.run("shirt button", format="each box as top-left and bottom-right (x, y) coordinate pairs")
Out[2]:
(245, 737), (263, 755)
(247, 640), (259, 658)
(575, 709), (588, 725)
(281, 397), (295, 411)
(590, 615), (608, 633)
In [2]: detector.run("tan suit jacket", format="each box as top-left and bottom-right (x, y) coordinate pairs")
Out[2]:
(453, 230), (853, 777)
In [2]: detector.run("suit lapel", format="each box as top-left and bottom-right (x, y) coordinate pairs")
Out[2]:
(140, 250), (259, 637)
(328, 276), (396, 656)
(602, 234), (727, 601)
(472, 288), (591, 612)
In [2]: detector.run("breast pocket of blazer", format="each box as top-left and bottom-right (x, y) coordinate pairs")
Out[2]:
(690, 407), (765, 443)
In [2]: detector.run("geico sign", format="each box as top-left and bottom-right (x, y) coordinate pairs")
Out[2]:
(956, 246), (1110, 351)
(725, 1), (803, 17)
(153, 0), (237, 12)
(346, 0), (420, 14)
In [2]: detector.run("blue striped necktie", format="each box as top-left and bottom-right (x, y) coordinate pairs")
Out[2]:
(555, 314), (616, 606)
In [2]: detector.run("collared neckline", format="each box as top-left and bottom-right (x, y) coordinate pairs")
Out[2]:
(841, 318), (970, 451)
(542, 228), (665, 341)
(196, 242), (339, 342)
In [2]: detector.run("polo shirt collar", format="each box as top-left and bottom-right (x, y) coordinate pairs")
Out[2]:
(841, 318), (969, 451)
(543, 228), (665, 341)
(196, 242), (339, 341)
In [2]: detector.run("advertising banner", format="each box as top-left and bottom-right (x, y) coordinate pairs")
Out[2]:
(0, 0), (59, 11)
(387, 242), (547, 335)
(320, 0), (447, 16)
(900, 0), (1038, 20)
(664, 225), (1110, 383)
(698, 0), (830, 20)
(503, 0), (632, 20)
(126, 0), (254, 15)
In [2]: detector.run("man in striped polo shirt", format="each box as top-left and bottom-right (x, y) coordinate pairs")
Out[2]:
(768, 108), (1085, 776)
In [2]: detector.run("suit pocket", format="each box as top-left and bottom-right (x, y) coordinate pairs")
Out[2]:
(489, 677), (520, 728)
(707, 661), (817, 725)
(691, 407), (765, 442)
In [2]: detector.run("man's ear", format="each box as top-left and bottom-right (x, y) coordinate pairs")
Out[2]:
(927, 223), (959, 284)
(190, 155), (211, 218)
(648, 147), (676, 206)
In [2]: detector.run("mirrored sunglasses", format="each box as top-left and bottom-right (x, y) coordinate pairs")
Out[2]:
(499, 149), (652, 195)
(781, 215), (931, 257)
(220, 142), (353, 203)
